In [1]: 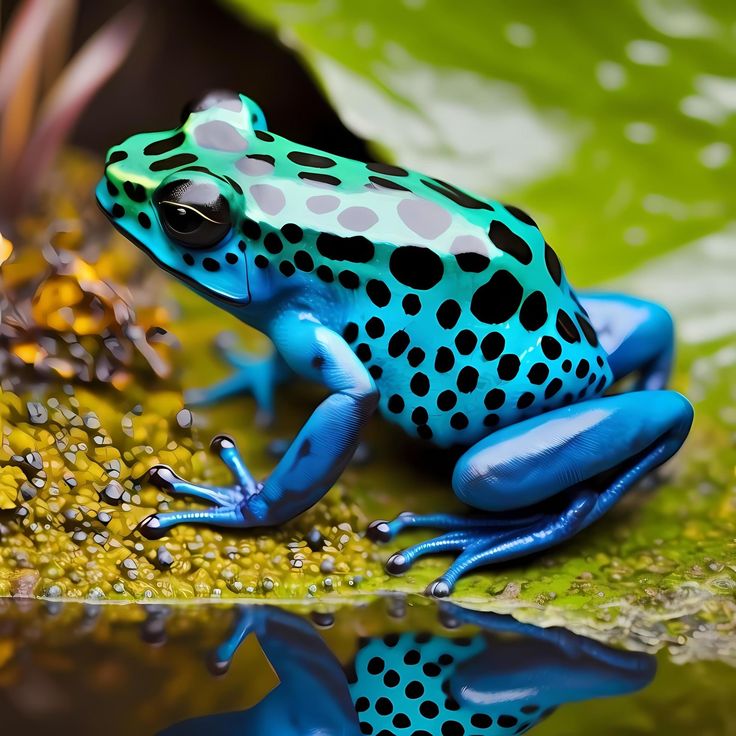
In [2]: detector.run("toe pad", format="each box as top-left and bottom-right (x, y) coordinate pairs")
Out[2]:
(366, 520), (391, 542)
(385, 553), (409, 575)
(147, 465), (178, 491)
(426, 578), (452, 598)
(137, 515), (167, 540)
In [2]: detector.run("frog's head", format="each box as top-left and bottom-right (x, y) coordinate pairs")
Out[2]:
(96, 91), (268, 308)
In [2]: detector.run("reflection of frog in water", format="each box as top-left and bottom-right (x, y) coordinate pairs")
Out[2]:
(160, 604), (655, 735)
(98, 90), (693, 596)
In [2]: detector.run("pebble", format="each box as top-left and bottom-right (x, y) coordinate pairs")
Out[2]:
(100, 480), (124, 504)
(306, 527), (324, 551)
(176, 409), (192, 428)
(320, 557), (335, 574)
(156, 546), (174, 567)
(27, 402), (48, 424)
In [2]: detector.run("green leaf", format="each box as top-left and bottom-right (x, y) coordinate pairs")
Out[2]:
(224, 0), (736, 283)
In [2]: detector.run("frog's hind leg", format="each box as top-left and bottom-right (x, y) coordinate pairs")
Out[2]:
(579, 291), (674, 391)
(185, 333), (291, 425)
(372, 391), (692, 597)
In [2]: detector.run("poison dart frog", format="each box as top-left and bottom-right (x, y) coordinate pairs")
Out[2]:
(97, 90), (693, 596)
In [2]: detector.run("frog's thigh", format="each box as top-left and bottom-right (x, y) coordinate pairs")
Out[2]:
(452, 391), (693, 513)
(579, 291), (674, 390)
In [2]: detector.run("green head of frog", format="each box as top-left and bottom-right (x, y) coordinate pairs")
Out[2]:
(96, 91), (267, 306)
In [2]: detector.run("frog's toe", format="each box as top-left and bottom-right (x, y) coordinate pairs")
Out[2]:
(147, 464), (179, 491)
(385, 552), (409, 574)
(366, 519), (392, 543)
(381, 530), (479, 579)
(426, 578), (452, 598)
(207, 654), (231, 677)
(137, 514), (167, 540)
(366, 510), (538, 543)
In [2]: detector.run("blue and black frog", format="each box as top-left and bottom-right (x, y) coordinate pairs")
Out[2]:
(96, 90), (693, 595)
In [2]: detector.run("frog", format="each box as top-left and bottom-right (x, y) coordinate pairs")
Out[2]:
(160, 602), (655, 735)
(96, 90), (694, 597)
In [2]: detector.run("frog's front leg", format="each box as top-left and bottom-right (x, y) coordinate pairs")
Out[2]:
(373, 390), (692, 596)
(138, 313), (378, 539)
(184, 333), (292, 425)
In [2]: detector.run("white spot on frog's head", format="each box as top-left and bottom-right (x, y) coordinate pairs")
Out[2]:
(626, 39), (671, 66)
(249, 184), (286, 215)
(307, 195), (340, 214)
(194, 120), (248, 152)
(236, 157), (274, 176)
(397, 197), (451, 239)
(337, 206), (378, 232)
(699, 142), (732, 169)
(625, 122), (656, 144)
(450, 234), (488, 257)
(596, 61), (627, 91)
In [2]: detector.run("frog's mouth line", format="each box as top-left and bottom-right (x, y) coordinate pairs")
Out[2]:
(97, 196), (251, 307)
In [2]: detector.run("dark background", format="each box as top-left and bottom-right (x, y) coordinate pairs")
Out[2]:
(1, 0), (369, 158)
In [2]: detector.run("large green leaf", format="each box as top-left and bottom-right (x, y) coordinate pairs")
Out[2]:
(224, 0), (736, 285)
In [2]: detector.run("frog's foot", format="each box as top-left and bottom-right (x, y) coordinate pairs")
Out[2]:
(184, 333), (289, 425)
(138, 434), (256, 540)
(371, 492), (597, 598)
(371, 390), (693, 597)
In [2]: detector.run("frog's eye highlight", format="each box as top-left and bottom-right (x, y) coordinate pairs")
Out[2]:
(154, 179), (231, 248)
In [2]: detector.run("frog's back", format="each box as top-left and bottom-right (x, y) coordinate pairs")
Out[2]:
(236, 132), (613, 447)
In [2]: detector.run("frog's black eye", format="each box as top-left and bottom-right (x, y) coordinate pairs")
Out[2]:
(154, 179), (231, 248)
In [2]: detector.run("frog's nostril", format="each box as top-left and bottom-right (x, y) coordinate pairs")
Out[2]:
(105, 149), (128, 166)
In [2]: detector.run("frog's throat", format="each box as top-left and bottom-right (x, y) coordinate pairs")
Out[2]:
(97, 196), (251, 307)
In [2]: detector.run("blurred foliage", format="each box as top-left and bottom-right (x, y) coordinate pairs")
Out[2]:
(0, 0), (140, 224)
(0, 151), (175, 390)
(225, 0), (736, 282)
